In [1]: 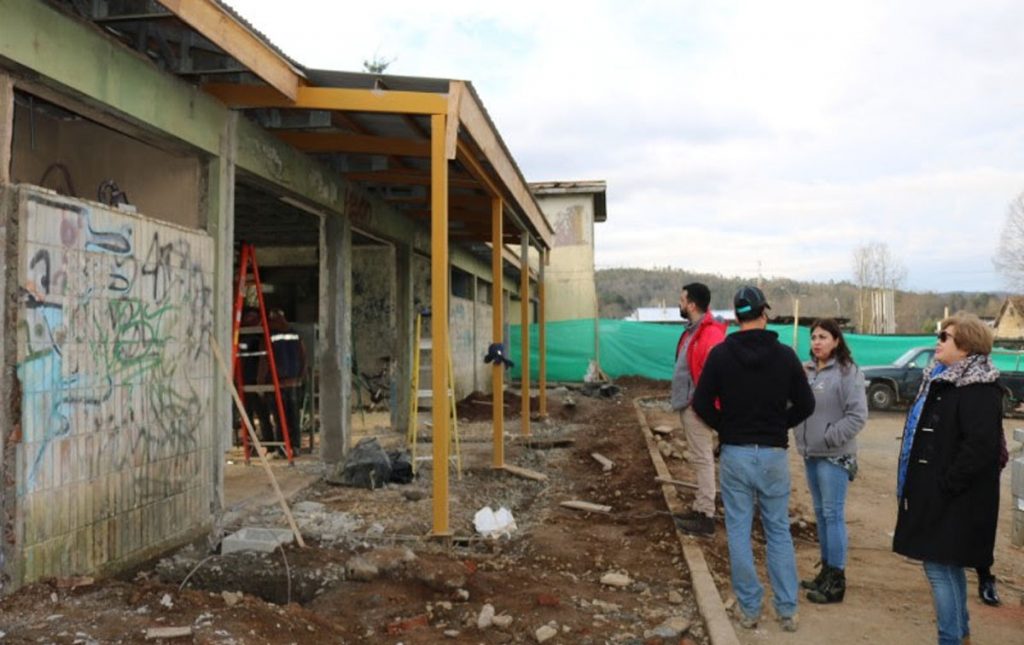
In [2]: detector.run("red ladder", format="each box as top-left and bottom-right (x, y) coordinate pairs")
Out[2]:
(230, 242), (295, 464)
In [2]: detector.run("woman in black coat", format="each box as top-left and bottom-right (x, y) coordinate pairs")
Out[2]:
(893, 312), (1002, 645)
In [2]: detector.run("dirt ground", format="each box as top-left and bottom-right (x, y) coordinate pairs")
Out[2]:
(642, 404), (1024, 644)
(1, 382), (1021, 644)
(0, 381), (705, 644)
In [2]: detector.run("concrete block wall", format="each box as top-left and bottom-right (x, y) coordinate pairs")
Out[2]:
(450, 296), (477, 399)
(352, 246), (396, 390)
(10, 187), (214, 586)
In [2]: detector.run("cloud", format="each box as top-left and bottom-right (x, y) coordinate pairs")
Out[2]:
(228, 0), (1024, 291)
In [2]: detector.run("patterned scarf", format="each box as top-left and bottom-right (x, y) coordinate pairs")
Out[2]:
(896, 353), (999, 499)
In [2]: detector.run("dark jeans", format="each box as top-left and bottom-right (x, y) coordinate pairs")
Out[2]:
(266, 387), (301, 455)
(244, 392), (274, 444)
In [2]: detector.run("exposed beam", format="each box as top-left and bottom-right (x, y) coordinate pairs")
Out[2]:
(331, 112), (413, 171)
(203, 83), (448, 115)
(274, 131), (430, 157)
(156, 0), (302, 101)
(430, 113), (451, 537)
(343, 170), (478, 189)
(386, 193), (492, 209)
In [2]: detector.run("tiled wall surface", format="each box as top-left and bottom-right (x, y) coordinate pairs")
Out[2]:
(13, 189), (215, 584)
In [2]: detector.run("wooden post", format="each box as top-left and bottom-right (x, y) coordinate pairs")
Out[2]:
(538, 247), (547, 417)
(430, 113), (451, 536)
(520, 232), (531, 436)
(792, 297), (800, 350)
(491, 197), (505, 468)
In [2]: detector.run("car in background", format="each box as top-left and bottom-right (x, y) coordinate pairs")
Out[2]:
(862, 347), (1024, 415)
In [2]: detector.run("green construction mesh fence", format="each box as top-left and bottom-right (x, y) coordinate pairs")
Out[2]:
(506, 319), (1023, 382)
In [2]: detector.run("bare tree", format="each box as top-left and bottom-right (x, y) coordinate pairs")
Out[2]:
(851, 241), (907, 332)
(994, 192), (1024, 291)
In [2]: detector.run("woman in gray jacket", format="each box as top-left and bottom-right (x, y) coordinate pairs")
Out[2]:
(796, 318), (868, 604)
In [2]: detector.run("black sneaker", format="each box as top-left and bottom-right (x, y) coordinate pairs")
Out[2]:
(674, 513), (715, 536)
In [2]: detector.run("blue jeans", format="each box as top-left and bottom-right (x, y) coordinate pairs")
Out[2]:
(923, 561), (969, 645)
(804, 458), (849, 569)
(719, 444), (798, 619)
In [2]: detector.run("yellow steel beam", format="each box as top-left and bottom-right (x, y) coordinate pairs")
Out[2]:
(538, 247), (547, 418)
(274, 131), (429, 157)
(492, 196), (505, 468)
(203, 83), (448, 114)
(157, 0), (302, 101)
(430, 113), (451, 537)
(520, 232), (531, 437)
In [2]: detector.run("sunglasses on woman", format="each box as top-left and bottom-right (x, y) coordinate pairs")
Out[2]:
(937, 331), (955, 343)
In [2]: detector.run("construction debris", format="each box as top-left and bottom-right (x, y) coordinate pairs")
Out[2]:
(590, 452), (614, 472)
(502, 464), (548, 481)
(560, 500), (612, 514)
(145, 626), (192, 640)
(655, 476), (699, 490)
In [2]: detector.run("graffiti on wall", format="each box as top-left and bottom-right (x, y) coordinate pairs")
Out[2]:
(17, 193), (214, 497)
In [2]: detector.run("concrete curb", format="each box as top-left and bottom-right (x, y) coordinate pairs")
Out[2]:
(633, 397), (741, 645)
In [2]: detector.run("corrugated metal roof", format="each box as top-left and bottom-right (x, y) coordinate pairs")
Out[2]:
(214, 0), (307, 75)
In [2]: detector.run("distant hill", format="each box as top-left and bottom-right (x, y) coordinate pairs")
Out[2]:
(596, 267), (1005, 333)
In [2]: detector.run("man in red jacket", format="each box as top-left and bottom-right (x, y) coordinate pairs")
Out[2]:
(671, 283), (727, 536)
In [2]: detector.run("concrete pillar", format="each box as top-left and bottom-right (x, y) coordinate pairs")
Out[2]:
(0, 74), (12, 184)
(392, 242), (414, 434)
(0, 180), (15, 595)
(203, 112), (236, 520)
(319, 206), (352, 463)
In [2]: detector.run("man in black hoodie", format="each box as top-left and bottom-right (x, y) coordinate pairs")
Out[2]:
(692, 286), (815, 633)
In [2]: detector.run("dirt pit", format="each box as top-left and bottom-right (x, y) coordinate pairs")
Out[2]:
(0, 379), (708, 644)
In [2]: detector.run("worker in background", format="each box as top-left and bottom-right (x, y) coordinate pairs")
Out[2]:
(260, 309), (307, 457)
(238, 307), (273, 446)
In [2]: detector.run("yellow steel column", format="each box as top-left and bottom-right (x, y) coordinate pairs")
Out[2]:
(538, 247), (547, 418)
(520, 232), (531, 436)
(491, 197), (505, 468)
(430, 113), (451, 536)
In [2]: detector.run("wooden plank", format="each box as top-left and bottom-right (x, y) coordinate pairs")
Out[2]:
(209, 338), (306, 547)
(203, 83), (448, 115)
(157, 0), (301, 100)
(655, 476), (699, 490)
(633, 398), (740, 645)
(591, 452), (614, 472)
(502, 464), (548, 482)
(560, 500), (612, 514)
(0, 74), (12, 185)
(145, 626), (193, 640)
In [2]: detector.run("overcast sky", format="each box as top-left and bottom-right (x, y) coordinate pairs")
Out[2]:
(228, 0), (1024, 292)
